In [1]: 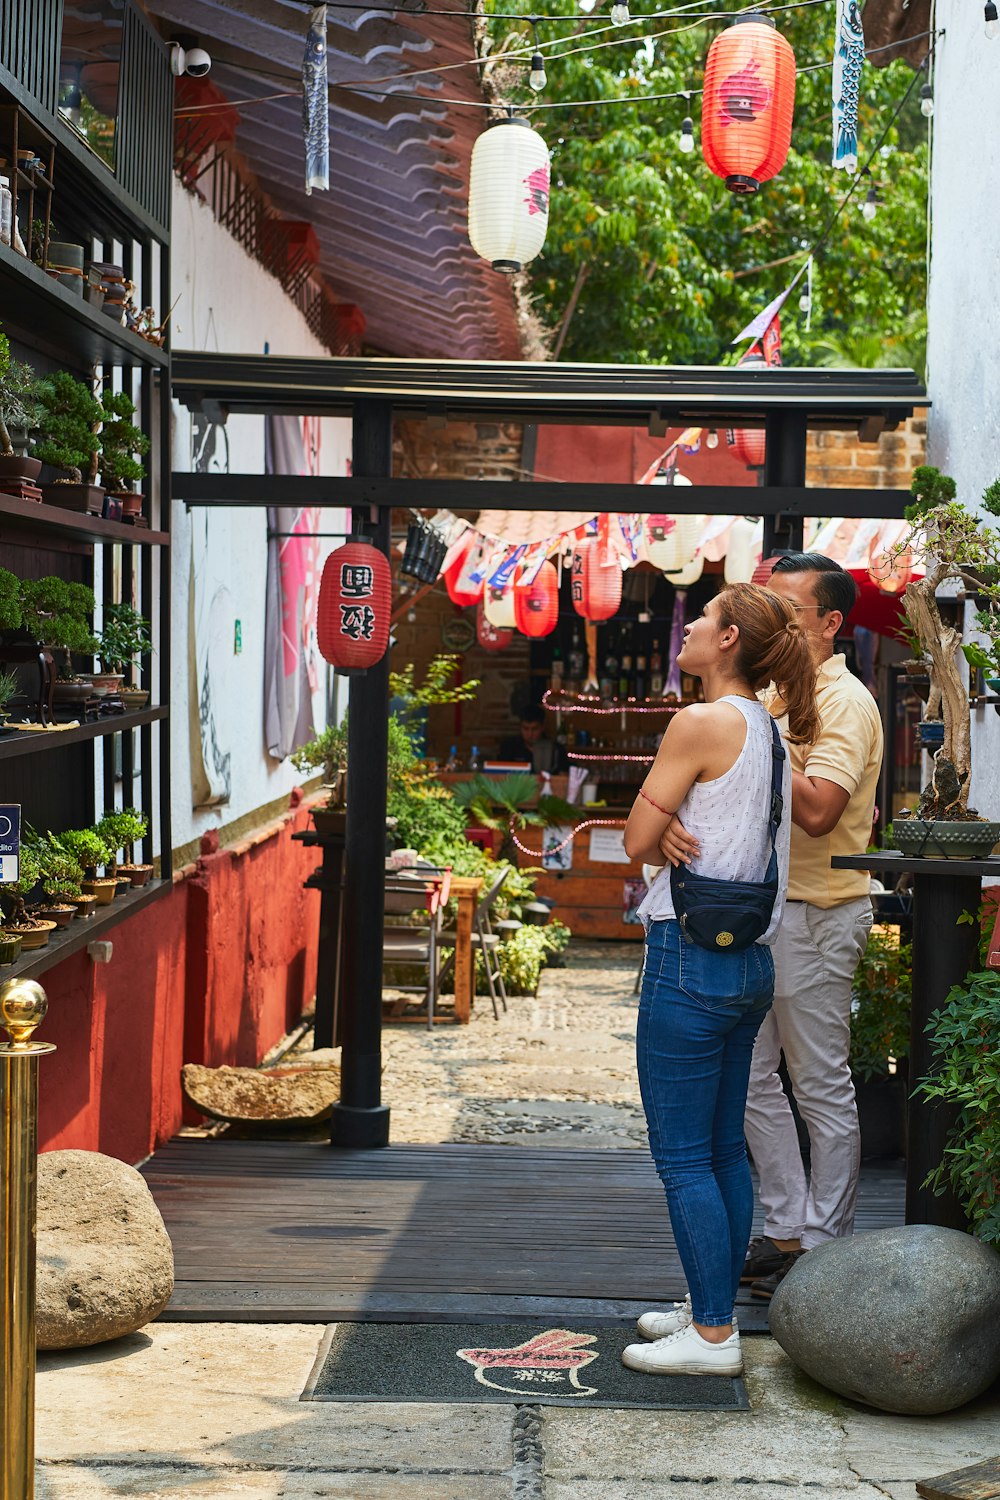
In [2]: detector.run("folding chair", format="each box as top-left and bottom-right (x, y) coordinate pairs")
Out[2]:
(440, 867), (510, 1020)
(382, 868), (447, 1029)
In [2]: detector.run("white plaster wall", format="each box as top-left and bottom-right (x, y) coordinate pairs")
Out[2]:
(170, 182), (351, 853)
(925, 5), (1000, 817)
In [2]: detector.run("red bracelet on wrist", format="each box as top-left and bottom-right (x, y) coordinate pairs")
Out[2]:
(639, 787), (675, 818)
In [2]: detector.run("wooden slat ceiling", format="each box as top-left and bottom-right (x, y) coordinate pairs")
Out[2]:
(148, 0), (523, 358)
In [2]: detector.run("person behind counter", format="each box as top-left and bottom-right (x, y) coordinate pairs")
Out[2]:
(498, 706), (563, 773)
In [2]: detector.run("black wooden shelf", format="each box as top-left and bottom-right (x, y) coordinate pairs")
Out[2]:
(0, 241), (168, 371)
(0, 489), (168, 546)
(6, 879), (172, 981)
(834, 852), (1000, 877)
(0, 706), (167, 759)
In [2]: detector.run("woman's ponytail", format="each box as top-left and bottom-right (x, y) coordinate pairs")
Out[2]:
(716, 583), (820, 744)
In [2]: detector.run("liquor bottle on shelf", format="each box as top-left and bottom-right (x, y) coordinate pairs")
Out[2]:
(650, 639), (664, 697)
(619, 626), (633, 698)
(568, 627), (586, 688)
(635, 644), (647, 701)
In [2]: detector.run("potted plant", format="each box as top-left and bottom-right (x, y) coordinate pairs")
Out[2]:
(453, 773), (578, 865)
(0, 846), (56, 949)
(33, 833), (85, 925)
(0, 567), (21, 635)
(97, 602), (152, 706)
(97, 807), (152, 886)
(19, 576), (99, 695)
(33, 370), (105, 514)
(291, 721), (348, 832)
(57, 827), (116, 904)
(97, 389), (149, 520)
(0, 667), (18, 729)
(891, 467), (1000, 859)
(850, 932), (911, 1160)
(0, 325), (44, 485)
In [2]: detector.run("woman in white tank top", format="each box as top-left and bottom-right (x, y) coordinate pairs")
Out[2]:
(620, 583), (819, 1380)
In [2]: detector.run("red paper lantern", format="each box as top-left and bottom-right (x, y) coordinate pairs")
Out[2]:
(444, 531), (485, 608)
(701, 16), (796, 195)
(570, 539), (622, 623)
(727, 426), (767, 467)
(750, 554), (781, 587)
(476, 600), (512, 652)
(317, 539), (392, 673)
(514, 560), (559, 638)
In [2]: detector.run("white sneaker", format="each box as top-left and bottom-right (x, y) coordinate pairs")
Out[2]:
(636, 1297), (739, 1342)
(622, 1322), (743, 1377)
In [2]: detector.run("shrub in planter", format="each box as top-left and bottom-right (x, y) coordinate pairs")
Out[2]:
(97, 602), (151, 684)
(33, 371), (104, 513)
(0, 846), (55, 947)
(96, 807), (151, 883)
(97, 389), (149, 516)
(57, 829), (115, 903)
(478, 920), (571, 997)
(850, 932), (912, 1160)
(19, 576), (98, 681)
(916, 967), (1000, 1244)
(0, 325), (44, 479)
(0, 567), (22, 634)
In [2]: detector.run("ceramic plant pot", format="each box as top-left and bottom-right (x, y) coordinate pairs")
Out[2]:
(36, 905), (75, 929)
(42, 482), (104, 515)
(119, 864), (153, 887)
(67, 893), (99, 918)
(81, 877), (117, 906)
(0, 454), (42, 484)
(0, 931), (22, 965)
(91, 673), (124, 694)
(892, 818), (1000, 861)
(7, 919), (56, 950)
(119, 688), (150, 710)
(52, 679), (93, 703)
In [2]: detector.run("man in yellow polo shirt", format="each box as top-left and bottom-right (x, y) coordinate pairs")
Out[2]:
(741, 553), (882, 1298)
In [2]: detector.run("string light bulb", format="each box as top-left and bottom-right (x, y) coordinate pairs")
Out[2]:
(678, 115), (695, 153)
(860, 170), (878, 222)
(986, 0), (999, 37)
(578, 0), (597, 11)
(610, 1), (630, 23)
(529, 50), (547, 91)
(799, 290), (812, 314)
(919, 83), (934, 118)
(706, 429), (719, 450)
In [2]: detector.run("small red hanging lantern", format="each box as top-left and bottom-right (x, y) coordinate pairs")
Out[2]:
(701, 15), (796, 195)
(571, 539), (622, 623)
(443, 531), (486, 608)
(514, 560), (559, 638)
(751, 554), (781, 587)
(476, 600), (512, 652)
(727, 426), (767, 467)
(317, 537), (392, 673)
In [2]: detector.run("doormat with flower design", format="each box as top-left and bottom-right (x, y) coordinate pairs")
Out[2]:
(301, 1322), (749, 1410)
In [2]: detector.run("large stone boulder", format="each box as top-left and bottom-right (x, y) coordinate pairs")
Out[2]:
(769, 1225), (1000, 1415)
(37, 1150), (174, 1349)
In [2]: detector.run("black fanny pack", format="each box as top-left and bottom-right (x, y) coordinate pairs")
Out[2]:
(670, 718), (785, 953)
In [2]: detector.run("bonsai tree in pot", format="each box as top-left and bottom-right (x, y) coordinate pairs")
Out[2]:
(26, 830), (83, 925)
(19, 576), (99, 685)
(0, 668), (18, 726)
(97, 602), (152, 703)
(0, 325), (45, 483)
(98, 389), (149, 518)
(57, 828), (117, 904)
(33, 370), (104, 514)
(0, 846), (55, 948)
(97, 807), (152, 884)
(892, 466), (1000, 857)
(0, 567), (22, 634)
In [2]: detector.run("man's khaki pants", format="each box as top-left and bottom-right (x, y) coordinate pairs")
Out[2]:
(744, 896), (873, 1249)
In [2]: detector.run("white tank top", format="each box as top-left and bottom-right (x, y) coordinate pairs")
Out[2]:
(637, 695), (792, 946)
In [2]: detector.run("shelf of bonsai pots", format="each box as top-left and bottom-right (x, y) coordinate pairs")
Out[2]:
(0, 487), (168, 545)
(0, 240), (168, 372)
(0, 878), (171, 981)
(834, 850), (1000, 1231)
(0, 704), (167, 759)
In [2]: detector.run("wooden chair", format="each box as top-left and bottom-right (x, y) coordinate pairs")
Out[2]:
(382, 868), (446, 1028)
(439, 867), (510, 1020)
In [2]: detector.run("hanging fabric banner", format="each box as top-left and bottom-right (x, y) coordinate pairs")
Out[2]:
(761, 312), (782, 367)
(303, 5), (330, 194)
(731, 274), (802, 347)
(488, 543), (528, 592)
(665, 590), (687, 698)
(833, 0), (865, 173)
(616, 513), (643, 563)
(264, 414), (322, 761)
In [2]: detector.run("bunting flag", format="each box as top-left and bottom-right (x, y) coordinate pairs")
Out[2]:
(732, 278), (798, 347)
(488, 543), (528, 592)
(833, 0), (865, 173)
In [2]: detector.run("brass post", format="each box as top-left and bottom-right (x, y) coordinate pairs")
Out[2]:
(0, 979), (55, 1500)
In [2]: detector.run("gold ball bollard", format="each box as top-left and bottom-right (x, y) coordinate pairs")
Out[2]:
(0, 979), (55, 1500)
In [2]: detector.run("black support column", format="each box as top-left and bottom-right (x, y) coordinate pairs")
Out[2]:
(762, 410), (807, 559)
(329, 399), (392, 1149)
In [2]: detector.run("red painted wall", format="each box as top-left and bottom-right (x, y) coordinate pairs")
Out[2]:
(37, 798), (321, 1164)
(533, 424), (758, 489)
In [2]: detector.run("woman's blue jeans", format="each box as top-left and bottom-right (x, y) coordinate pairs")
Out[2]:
(637, 919), (775, 1327)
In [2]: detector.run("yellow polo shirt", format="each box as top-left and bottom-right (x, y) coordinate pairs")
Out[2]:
(768, 654), (883, 908)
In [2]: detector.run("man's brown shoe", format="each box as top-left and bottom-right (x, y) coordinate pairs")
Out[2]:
(740, 1236), (797, 1285)
(750, 1249), (808, 1300)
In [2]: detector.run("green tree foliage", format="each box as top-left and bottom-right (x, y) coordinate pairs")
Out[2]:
(481, 6), (929, 366)
(34, 371), (103, 484)
(98, 389), (150, 492)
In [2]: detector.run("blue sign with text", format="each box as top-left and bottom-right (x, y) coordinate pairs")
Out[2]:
(0, 804), (21, 883)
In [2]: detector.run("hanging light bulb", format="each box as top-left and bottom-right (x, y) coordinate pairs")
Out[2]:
(678, 115), (695, 153)
(610, 0), (630, 23)
(919, 83), (934, 118)
(859, 170), (877, 222)
(798, 291), (812, 314)
(705, 429), (719, 450)
(529, 51), (547, 91)
(986, 0), (999, 37)
(578, 0), (597, 10)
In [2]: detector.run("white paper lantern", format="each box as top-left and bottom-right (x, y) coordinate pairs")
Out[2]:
(468, 118), (550, 272)
(484, 585), (517, 628)
(670, 552), (705, 587)
(724, 515), (760, 584)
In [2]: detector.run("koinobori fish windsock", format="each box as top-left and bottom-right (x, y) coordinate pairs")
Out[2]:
(833, 0), (864, 172)
(303, 5), (330, 194)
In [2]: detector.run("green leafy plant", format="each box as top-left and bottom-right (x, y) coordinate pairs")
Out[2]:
(290, 721), (348, 787)
(850, 933), (911, 1082)
(33, 371), (103, 484)
(0, 567), (21, 633)
(0, 327), (44, 458)
(98, 389), (149, 492)
(453, 773), (578, 864)
(35, 833), (83, 901)
(479, 920), (571, 997)
(0, 845), (41, 927)
(19, 577), (98, 677)
(97, 602), (152, 677)
(916, 968), (1000, 1245)
(57, 828), (113, 880)
(96, 807), (148, 868)
(0, 668), (18, 715)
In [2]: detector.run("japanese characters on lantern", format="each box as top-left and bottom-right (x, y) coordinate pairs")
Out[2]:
(317, 539), (392, 672)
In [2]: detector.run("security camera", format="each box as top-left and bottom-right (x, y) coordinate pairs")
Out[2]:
(185, 47), (212, 78)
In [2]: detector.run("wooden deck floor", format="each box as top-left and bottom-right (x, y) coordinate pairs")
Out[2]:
(142, 1141), (905, 1333)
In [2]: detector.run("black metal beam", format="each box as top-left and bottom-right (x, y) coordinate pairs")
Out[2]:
(171, 472), (911, 521)
(762, 410), (808, 555)
(330, 400), (392, 1151)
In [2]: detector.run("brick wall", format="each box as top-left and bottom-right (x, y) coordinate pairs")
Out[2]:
(806, 409), (927, 491)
